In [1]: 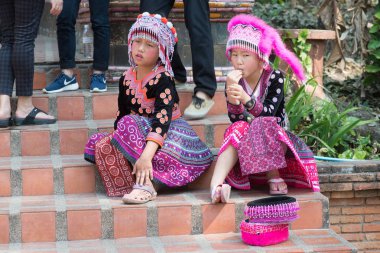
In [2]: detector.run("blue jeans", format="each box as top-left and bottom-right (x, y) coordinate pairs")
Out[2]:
(57, 0), (110, 71)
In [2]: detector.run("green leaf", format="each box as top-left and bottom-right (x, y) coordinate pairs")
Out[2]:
(365, 65), (380, 73)
(371, 49), (380, 59)
(338, 150), (353, 159)
(331, 107), (358, 127)
(329, 119), (378, 147)
(353, 150), (367, 160)
(300, 133), (336, 154)
(368, 40), (380, 50)
(369, 24), (380, 33)
(375, 11), (380, 19)
(285, 85), (306, 112)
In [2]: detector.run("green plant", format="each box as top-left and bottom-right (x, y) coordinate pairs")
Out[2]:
(339, 135), (380, 160)
(282, 30), (379, 159)
(252, 2), (320, 29)
(291, 29), (313, 76)
(364, 5), (380, 86)
(285, 82), (378, 158)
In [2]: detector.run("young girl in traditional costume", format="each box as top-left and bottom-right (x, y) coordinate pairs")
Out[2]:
(210, 14), (320, 203)
(84, 12), (213, 204)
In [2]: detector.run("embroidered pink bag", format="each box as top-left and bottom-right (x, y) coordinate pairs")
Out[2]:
(237, 117), (287, 176)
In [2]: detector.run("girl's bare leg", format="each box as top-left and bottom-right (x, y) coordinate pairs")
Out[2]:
(210, 145), (238, 191)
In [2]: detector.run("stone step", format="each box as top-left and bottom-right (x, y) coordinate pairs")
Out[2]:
(2, 154), (380, 197)
(0, 189), (328, 244)
(33, 61), (233, 90)
(28, 84), (228, 120)
(0, 229), (356, 252)
(0, 115), (230, 157)
(0, 154), (220, 197)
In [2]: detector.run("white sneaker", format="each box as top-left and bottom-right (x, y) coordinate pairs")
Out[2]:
(184, 95), (214, 120)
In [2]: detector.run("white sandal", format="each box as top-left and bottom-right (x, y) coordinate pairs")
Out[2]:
(211, 184), (231, 204)
(268, 178), (288, 195)
(122, 184), (157, 204)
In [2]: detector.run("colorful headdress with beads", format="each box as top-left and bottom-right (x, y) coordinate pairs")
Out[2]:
(128, 12), (178, 76)
(226, 14), (306, 82)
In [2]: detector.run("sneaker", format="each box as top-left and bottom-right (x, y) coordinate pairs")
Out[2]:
(184, 95), (215, 120)
(90, 73), (107, 93)
(43, 73), (79, 94)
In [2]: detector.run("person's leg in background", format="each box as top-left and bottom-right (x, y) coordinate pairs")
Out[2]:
(88, 0), (110, 93)
(43, 0), (80, 93)
(0, 0), (15, 126)
(0, 0), (55, 125)
(182, 0), (217, 120)
(139, 0), (187, 84)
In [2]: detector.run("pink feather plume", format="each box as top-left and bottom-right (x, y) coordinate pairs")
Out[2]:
(227, 14), (306, 82)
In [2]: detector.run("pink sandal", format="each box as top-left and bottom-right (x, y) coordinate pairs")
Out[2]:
(211, 184), (231, 204)
(122, 184), (157, 204)
(268, 178), (288, 195)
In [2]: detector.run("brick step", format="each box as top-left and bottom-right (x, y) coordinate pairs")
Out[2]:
(0, 189), (328, 244)
(28, 84), (228, 120)
(0, 154), (220, 197)
(33, 64), (232, 91)
(2, 154), (380, 197)
(0, 115), (230, 157)
(0, 229), (356, 252)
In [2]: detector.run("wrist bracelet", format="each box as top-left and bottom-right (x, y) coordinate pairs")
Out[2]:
(244, 98), (255, 110)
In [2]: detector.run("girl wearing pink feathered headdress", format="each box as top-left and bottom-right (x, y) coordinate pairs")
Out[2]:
(210, 14), (320, 203)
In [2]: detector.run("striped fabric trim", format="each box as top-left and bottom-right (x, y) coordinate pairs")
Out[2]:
(226, 39), (268, 63)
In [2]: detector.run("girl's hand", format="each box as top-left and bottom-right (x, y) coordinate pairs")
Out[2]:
(226, 70), (243, 87)
(50, 0), (63, 16)
(226, 83), (251, 104)
(226, 91), (240, 105)
(133, 157), (154, 185)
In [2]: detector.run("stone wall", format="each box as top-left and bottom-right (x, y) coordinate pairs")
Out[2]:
(319, 160), (380, 252)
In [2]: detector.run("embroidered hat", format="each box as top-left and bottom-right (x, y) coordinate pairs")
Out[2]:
(128, 12), (178, 76)
(244, 196), (299, 223)
(240, 196), (300, 246)
(226, 14), (306, 81)
(240, 219), (289, 246)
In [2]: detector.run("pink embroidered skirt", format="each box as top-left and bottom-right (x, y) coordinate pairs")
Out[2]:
(85, 115), (213, 197)
(219, 118), (320, 191)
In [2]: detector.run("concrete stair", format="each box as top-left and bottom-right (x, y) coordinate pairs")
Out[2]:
(0, 230), (356, 253)
(0, 81), (346, 248)
(0, 189), (328, 243)
(0, 69), (356, 252)
(0, 2), (355, 251)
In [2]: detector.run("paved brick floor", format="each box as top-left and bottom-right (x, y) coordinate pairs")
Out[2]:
(0, 229), (355, 253)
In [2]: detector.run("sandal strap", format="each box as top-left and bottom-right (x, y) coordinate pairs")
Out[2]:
(133, 184), (156, 195)
(211, 184), (222, 195)
(268, 178), (285, 183)
(22, 107), (46, 125)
